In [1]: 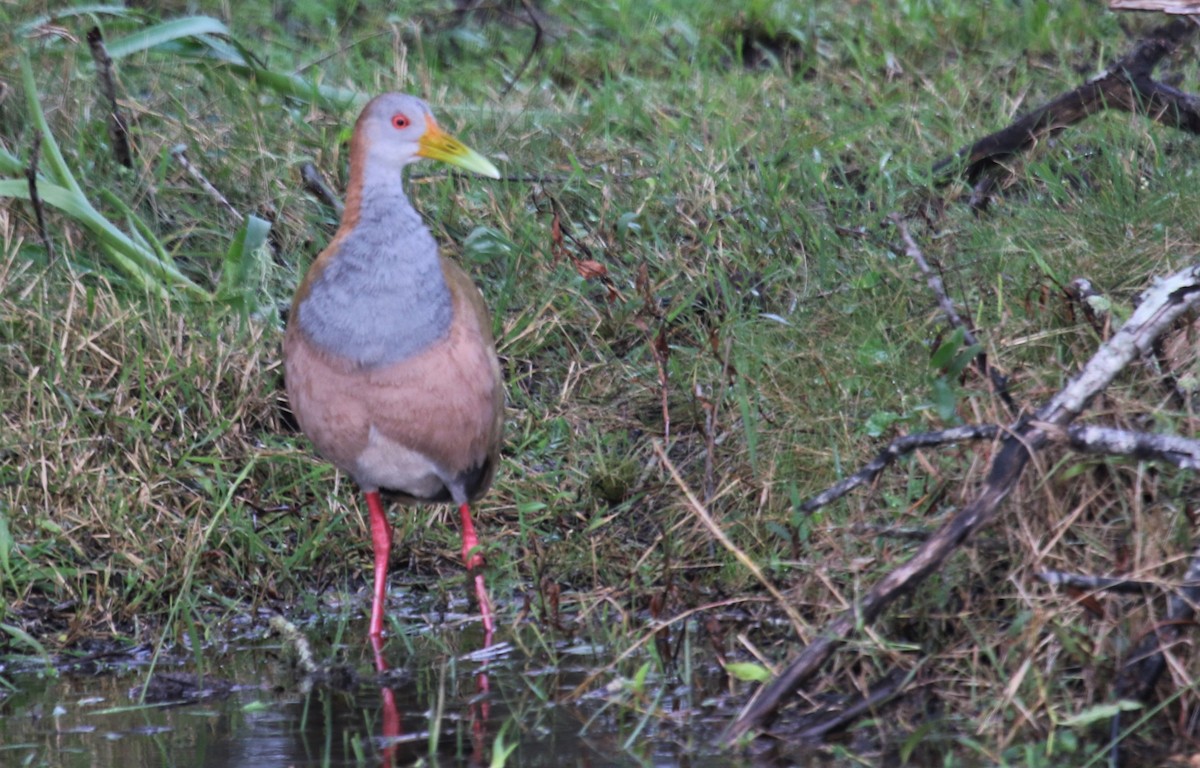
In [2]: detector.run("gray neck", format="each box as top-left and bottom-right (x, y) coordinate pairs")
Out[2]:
(298, 163), (451, 367)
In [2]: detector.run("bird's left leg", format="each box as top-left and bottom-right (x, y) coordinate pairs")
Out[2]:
(459, 502), (494, 636)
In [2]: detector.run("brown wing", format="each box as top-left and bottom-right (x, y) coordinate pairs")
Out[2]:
(284, 255), (503, 502)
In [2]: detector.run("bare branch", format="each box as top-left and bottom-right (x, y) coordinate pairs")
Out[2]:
(501, 0), (544, 97)
(725, 262), (1200, 743)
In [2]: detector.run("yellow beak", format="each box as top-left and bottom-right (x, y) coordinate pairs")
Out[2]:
(417, 119), (501, 179)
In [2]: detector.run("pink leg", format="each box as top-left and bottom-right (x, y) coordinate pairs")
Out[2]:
(369, 634), (402, 763)
(459, 502), (494, 636)
(366, 491), (391, 638)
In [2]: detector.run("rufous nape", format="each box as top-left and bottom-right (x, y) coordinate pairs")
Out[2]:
(284, 93), (504, 637)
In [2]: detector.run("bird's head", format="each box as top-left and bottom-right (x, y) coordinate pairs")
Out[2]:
(355, 92), (500, 179)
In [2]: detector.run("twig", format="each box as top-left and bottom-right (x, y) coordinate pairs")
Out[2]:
(1036, 569), (1159, 595)
(725, 262), (1200, 743)
(892, 215), (1016, 413)
(798, 425), (1001, 515)
(299, 161), (345, 216)
(848, 523), (936, 541)
(801, 420), (1200, 528)
(171, 145), (243, 223)
(25, 133), (55, 262)
(86, 26), (132, 169)
(1067, 277), (1113, 338)
(501, 0), (544, 97)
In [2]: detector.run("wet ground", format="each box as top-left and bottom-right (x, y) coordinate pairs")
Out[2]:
(0, 597), (769, 768)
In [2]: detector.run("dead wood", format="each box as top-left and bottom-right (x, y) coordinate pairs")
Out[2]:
(725, 262), (1200, 743)
(25, 133), (54, 262)
(794, 667), (922, 742)
(86, 26), (133, 169)
(932, 18), (1200, 188)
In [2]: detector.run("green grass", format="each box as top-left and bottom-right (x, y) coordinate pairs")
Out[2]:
(3, 0), (1200, 762)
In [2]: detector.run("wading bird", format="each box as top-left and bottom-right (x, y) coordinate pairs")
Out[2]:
(284, 93), (503, 637)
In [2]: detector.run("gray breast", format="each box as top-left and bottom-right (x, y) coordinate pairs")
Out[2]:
(298, 226), (452, 368)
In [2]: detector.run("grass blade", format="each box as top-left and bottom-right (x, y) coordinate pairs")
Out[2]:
(102, 16), (231, 60)
(15, 4), (133, 36)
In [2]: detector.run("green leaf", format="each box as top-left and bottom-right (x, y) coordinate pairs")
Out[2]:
(1059, 700), (1141, 728)
(899, 720), (937, 764)
(863, 409), (902, 437)
(218, 214), (272, 313)
(489, 721), (519, 768)
(0, 508), (12, 584)
(0, 623), (53, 667)
(103, 16), (231, 60)
(630, 660), (651, 693)
(946, 344), (983, 380)
(928, 327), (965, 371)
(19, 54), (80, 194)
(15, 5), (134, 36)
(0, 146), (23, 176)
(725, 662), (772, 683)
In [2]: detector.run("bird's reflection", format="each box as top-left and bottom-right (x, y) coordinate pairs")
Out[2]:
(371, 614), (494, 767)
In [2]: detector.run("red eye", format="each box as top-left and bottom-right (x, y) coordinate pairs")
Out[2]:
(391, 114), (410, 129)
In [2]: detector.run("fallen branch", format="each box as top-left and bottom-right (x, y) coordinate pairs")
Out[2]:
(725, 261), (1200, 743)
(932, 18), (1200, 186)
(794, 667), (923, 742)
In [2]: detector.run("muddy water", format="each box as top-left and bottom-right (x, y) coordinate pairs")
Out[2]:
(0, 619), (757, 767)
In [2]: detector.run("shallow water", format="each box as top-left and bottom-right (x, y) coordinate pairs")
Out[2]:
(0, 617), (762, 768)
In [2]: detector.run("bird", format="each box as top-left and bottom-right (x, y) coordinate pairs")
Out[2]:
(284, 92), (503, 638)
